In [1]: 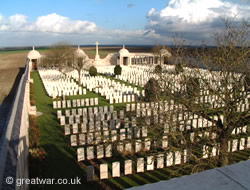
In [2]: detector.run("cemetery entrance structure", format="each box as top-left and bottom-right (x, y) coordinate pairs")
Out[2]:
(27, 46), (41, 71)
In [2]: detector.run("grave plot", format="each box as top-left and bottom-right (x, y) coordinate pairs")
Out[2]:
(65, 69), (144, 104)
(33, 64), (250, 189)
(55, 97), (249, 181)
(97, 65), (175, 88)
(39, 69), (87, 98)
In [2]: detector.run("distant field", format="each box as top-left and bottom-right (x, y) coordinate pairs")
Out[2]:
(0, 48), (49, 55)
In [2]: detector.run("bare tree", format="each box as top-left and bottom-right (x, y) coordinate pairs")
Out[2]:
(69, 52), (88, 85)
(43, 42), (73, 71)
(163, 19), (249, 167)
(43, 43), (88, 85)
(134, 19), (249, 174)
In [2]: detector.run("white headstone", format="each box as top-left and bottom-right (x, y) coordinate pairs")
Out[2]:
(100, 164), (108, 180)
(147, 156), (154, 171)
(85, 98), (89, 106)
(88, 133), (94, 144)
(135, 140), (142, 153)
(137, 158), (144, 173)
(142, 126), (147, 137)
(94, 97), (98, 105)
(162, 136), (168, 149)
(112, 162), (120, 177)
(166, 152), (173, 166)
(117, 142), (124, 153)
(79, 134), (85, 145)
(124, 160), (132, 175)
(81, 123), (87, 133)
(111, 130), (117, 142)
(72, 123), (78, 134)
(60, 116), (65, 126)
(97, 145), (104, 159)
(67, 100), (71, 108)
(64, 125), (70, 135)
(57, 101), (61, 109)
(125, 143), (132, 153)
(105, 144), (112, 157)
(157, 154), (164, 169)
(90, 98), (94, 106)
(70, 135), (77, 146)
(77, 99), (81, 107)
(175, 151), (181, 165)
(87, 146), (94, 160)
(120, 129), (126, 141)
(232, 139), (238, 152)
(77, 148), (85, 161)
(144, 138), (151, 151)
(127, 128), (133, 139)
(103, 131), (110, 143)
(95, 132), (102, 144)
(72, 99), (77, 107)
(81, 99), (85, 107)
(120, 110), (124, 119)
(53, 101), (57, 109)
(239, 138), (245, 150)
(72, 109), (77, 116)
(57, 110), (62, 118)
(247, 137), (250, 148)
(65, 110), (70, 117)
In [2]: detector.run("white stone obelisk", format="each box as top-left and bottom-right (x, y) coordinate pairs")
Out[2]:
(95, 41), (100, 60)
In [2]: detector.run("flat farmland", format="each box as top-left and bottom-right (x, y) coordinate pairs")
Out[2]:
(0, 52), (27, 104)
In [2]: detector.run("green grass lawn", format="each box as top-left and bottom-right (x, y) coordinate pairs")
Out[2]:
(31, 71), (250, 190)
(99, 73), (144, 91)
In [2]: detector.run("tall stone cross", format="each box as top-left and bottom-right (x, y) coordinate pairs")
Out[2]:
(95, 41), (99, 56)
(95, 41), (100, 60)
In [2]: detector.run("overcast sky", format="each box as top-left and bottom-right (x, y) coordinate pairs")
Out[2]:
(0, 0), (249, 47)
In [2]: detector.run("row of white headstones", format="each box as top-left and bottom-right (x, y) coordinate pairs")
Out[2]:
(54, 100), (249, 161)
(97, 65), (176, 87)
(39, 68), (144, 103)
(40, 64), (249, 109)
(66, 70), (144, 103)
(85, 136), (250, 181)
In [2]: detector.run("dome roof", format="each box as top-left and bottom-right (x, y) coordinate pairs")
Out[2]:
(27, 46), (41, 59)
(119, 45), (130, 56)
(160, 49), (171, 57)
(74, 45), (87, 58)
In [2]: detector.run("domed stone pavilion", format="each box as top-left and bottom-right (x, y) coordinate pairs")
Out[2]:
(27, 46), (41, 70)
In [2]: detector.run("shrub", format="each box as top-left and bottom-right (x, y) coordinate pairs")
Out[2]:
(144, 78), (160, 102)
(155, 65), (162, 74)
(30, 100), (36, 106)
(29, 115), (40, 147)
(89, 66), (97, 76)
(114, 65), (122, 76)
(175, 63), (184, 74)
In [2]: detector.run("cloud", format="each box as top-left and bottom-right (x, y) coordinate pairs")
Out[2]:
(127, 3), (136, 8)
(0, 13), (97, 34)
(146, 0), (250, 44)
(0, 12), (160, 46)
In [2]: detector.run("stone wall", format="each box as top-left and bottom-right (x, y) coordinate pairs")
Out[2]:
(0, 60), (30, 190)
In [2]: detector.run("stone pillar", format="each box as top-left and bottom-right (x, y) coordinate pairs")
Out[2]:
(95, 41), (100, 60)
